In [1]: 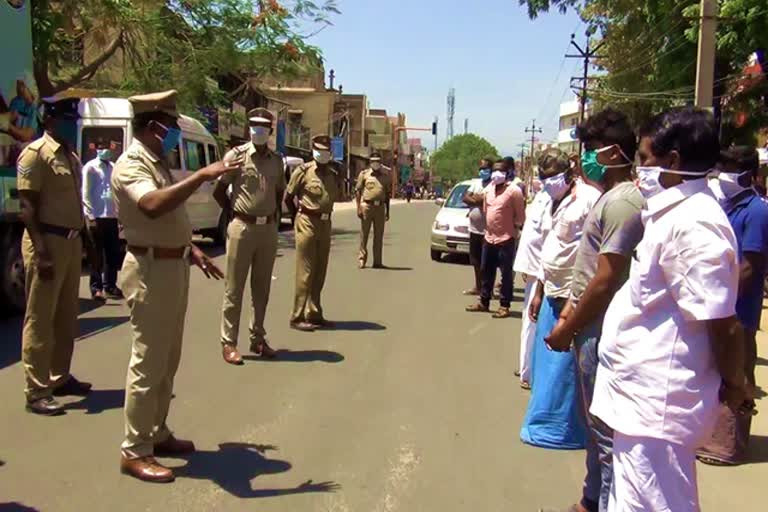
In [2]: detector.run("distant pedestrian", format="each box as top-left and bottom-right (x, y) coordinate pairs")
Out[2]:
(215, 108), (284, 366)
(591, 109), (748, 511)
(356, 152), (391, 269)
(520, 148), (600, 449)
(466, 161), (525, 318)
(462, 158), (493, 295)
(16, 96), (92, 416)
(698, 145), (768, 465)
(82, 140), (123, 302)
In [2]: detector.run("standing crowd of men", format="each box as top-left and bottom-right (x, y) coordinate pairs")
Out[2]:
(481, 107), (766, 512)
(14, 90), (394, 483)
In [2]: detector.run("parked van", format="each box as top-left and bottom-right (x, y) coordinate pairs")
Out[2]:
(78, 97), (227, 244)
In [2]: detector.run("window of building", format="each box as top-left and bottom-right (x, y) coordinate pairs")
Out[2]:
(207, 144), (219, 163)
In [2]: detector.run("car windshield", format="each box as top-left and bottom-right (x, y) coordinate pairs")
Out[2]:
(444, 184), (470, 209)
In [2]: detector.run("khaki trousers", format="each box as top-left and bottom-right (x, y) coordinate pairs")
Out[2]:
(358, 203), (386, 266)
(120, 250), (189, 459)
(291, 213), (331, 323)
(21, 231), (82, 401)
(220, 218), (278, 346)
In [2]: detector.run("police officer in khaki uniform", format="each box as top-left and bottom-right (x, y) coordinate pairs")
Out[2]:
(355, 152), (391, 268)
(214, 108), (285, 365)
(112, 90), (242, 483)
(17, 96), (92, 416)
(285, 135), (341, 332)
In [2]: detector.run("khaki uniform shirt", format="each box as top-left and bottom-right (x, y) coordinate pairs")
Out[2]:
(286, 161), (340, 214)
(220, 143), (285, 217)
(355, 168), (391, 202)
(111, 140), (192, 248)
(16, 132), (84, 229)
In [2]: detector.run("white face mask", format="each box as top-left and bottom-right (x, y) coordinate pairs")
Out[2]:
(635, 166), (706, 200)
(491, 170), (506, 185)
(250, 126), (270, 146)
(542, 172), (570, 200)
(718, 171), (751, 198)
(313, 149), (332, 164)
(371, 162), (382, 171)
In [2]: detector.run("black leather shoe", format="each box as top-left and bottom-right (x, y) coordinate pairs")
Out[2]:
(53, 376), (93, 397)
(26, 397), (66, 416)
(105, 287), (124, 300)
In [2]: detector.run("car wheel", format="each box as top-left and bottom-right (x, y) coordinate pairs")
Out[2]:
(430, 249), (442, 262)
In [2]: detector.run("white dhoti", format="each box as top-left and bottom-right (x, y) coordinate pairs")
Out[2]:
(518, 278), (536, 384)
(609, 432), (699, 512)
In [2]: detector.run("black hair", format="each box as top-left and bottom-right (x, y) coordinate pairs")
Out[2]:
(503, 156), (516, 170)
(639, 108), (720, 173)
(720, 146), (759, 174)
(576, 107), (637, 161)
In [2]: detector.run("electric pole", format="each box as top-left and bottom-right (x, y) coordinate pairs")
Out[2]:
(695, 0), (718, 109)
(567, 31), (605, 127)
(525, 120), (543, 191)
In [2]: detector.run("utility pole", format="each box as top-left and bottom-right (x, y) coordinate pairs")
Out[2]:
(432, 116), (438, 153)
(525, 120), (542, 193)
(567, 31), (605, 127)
(517, 142), (529, 179)
(695, 0), (718, 108)
(464, 118), (469, 135)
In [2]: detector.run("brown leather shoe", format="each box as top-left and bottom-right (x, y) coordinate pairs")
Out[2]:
(25, 396), (66, 416)
(222, 344), (243, 365)
(465, 302), (489, 313)
(154, 434), (196, 456)
(290, 321), (316, 332)
(492, 307), (513, 319)
(250, 340), (277, 359)
(52, 376), (92, 397)
(309, 318), (335, 329)
(120, 455), (175, 483)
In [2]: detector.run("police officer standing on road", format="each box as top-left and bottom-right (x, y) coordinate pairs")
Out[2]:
(17, 96), (92, 416)
(355, 152), (391, 269)
(112, 90), (242, 483)
(214, 108), (285, 366)
(285, 135), (340, 332)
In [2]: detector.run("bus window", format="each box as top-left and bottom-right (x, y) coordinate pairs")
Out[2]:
(184, 140), (206, 171)
(207, 144), (218, 163)
(80, 127), (124, 163)
(167, 144), (181, 170)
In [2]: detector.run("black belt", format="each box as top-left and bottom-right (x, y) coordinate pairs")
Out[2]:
(40, 223), (81, 240)
(299, 207), (331, 221)
(364, 199), (385, 206)
(234, 212), (274, 225)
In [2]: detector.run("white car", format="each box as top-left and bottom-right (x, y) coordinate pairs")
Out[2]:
(430, 179), (475, 261)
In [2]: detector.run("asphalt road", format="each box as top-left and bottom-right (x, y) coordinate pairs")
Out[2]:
(0, 202), (766, 511)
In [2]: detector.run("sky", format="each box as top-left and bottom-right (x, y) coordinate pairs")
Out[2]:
(309, 0), (584, 157)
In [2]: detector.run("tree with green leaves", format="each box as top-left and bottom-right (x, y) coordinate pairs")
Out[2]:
(30, 0), (339, 111)
(518, 0), (768, 143)
(431, 134), (500, 183)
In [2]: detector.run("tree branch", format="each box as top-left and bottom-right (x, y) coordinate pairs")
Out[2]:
(51, 31), (125, 94)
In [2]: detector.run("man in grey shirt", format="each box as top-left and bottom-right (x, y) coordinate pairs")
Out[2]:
(543, 109), (644, 512)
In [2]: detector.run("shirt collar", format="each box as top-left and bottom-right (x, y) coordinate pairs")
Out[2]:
(645, 177), (709, 216)
(134, 139), (161, 164)
(43, 131), (61, 153)
(729, 188), (757, 212)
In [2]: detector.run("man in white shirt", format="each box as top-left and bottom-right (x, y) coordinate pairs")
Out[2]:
(462, 158), (493, 295)
(520, 149), (601, 449)
(591, 109), (749, 512)
(82, 141), (122, 301)
(512, 188), (550, 388)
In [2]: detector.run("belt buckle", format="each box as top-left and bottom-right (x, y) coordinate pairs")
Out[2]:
(320, 213), (330, 221)
(67, 229), (79, 240)
(256, 216), (267, 225)
(373, 201), (381, 206)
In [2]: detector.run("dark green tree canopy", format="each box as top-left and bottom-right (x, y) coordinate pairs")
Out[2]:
(432, 134), (500, 183)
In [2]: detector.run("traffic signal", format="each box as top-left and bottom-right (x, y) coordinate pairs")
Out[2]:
(431, 121), (437, 135)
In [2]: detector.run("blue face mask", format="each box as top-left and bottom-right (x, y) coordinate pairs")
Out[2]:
(154, 122), (181, 156)
(479, 168), (491, 182)
(53, 119), (78, 147)
(96, 149), (112, 161)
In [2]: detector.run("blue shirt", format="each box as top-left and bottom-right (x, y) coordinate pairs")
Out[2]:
(726, 190), (768, 330)
(82, 157), (116, 219)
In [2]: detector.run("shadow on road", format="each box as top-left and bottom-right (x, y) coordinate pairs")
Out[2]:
(322, 320), (386, 331)
(367, 266), (413, 272)
(0, 299), (129, 371)
(66, 388), (125, 414)
(243, 350), (343, 363)
(757, 356), (768, 367)
(173, 443), (340, 498)
(0, 503), (41, 512)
